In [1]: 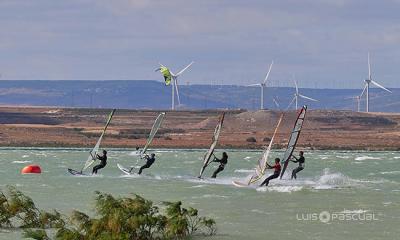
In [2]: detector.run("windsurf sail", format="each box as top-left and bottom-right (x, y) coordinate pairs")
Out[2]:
(279, 105), (307, 179)
(233, 114), (283, 186)
(198, 112), (225, 178)
(141, 112), (166, 155)
(81, 109), (116, 172)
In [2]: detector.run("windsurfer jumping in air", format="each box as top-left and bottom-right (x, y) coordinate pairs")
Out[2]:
(259, 158), (281, 187)
(92, 150), (108, 175)
(211, 152), (228, 178)
(291, 151), (305, 179)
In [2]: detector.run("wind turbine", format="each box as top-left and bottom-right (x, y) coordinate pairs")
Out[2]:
(345, 96), (361, 112)
(360, 53), (392, 112)
(287, 79), (318, 110)
(156, 61), (194, 110)
(248, 61), (274, 110)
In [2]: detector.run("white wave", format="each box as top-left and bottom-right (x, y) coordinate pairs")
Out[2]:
(22, 155), (29, 158)
(251, 209), (273, 215)
(257, 186), (303, 193)
(190, 185), (207, 188)
(192, 194), (229, 199)
(234, 169), (254, 173)
(336, 156), (350, 159)
(339, 209), (369, 214)
(380, 171), (400, 175)
(244, 156), (252, 159)
(355, 156), (381, 161)
(128, 151), (141, 156)
(12, 160), (32, 164)
(393, 157), (400, 159)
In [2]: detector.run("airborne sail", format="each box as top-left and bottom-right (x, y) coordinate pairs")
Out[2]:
(141, 112), (166, 155)
(232, 114), (283, 186)
(279, 105), (307, 179)
(198, 112), (225, 178)
(82, 109), (116, 172)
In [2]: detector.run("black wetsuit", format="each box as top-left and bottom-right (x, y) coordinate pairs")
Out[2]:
(92, 154), (107, 174)
(291, 156), (305, 179)
(138, 155), (155, 174)
(211, 155), (228, 178)
(260, 163), (281, 186)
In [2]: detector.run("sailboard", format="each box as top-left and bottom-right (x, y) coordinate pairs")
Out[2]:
(232, 114), (283, 186)
(68, 109), (116, 175)
(117, 112), (165, 175)
(279, 105), (307, 179)
(198, 113), (225, 178)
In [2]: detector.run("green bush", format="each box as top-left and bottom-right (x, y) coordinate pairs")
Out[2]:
(0, 187), (216, 240)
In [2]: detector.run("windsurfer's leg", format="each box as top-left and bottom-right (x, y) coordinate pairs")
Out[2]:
(92, 164), (104, 174)
(138, 164), (150, 175)
(211, 166), (224, 178)
(260, 173), (279, 186)
(292, 167), (304, 179)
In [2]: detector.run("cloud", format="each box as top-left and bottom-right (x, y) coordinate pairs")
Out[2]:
(0, 0), (399, 89)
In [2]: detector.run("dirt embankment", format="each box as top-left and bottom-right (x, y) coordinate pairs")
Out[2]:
(0, 107), (399, 150)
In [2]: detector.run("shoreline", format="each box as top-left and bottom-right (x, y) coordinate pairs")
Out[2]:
(1, 106), (400, 151)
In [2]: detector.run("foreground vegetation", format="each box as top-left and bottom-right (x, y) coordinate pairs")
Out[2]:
(0, 186), (216, 239)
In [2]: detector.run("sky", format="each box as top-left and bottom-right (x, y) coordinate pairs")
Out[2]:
(0, 0), (400, 89)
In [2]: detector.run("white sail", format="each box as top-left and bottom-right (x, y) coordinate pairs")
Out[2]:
(82, 109), (116, 172)
(280, 105), (307, 179)
(198, 113), (225, 178)
(247, 114), (283, 184)
(141, 112), (166, 155)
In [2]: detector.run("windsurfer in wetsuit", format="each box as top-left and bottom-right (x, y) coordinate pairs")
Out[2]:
(211, 152), (228, 178)
(137, 153), (156, 175)
(259, 158), (281, 187)
(92, 150), (107, 174)
(291, 151), (305, 179)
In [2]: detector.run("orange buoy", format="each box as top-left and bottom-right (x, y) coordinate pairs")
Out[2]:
(21, 165), (42, 174)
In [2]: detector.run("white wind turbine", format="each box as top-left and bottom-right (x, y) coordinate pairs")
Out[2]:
(156, 61), (194, 110)
(345, 95), (361, 112)
(360, 53), (392, 113)
(248, 61), (274, 110)
(287, 79), (318, 110)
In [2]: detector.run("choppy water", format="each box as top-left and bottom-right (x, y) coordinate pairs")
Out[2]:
(0, 148), (399, 239)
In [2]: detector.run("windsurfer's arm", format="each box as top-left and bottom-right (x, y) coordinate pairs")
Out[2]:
(291, 155), (298, 162)
(266, 163), (273, 169)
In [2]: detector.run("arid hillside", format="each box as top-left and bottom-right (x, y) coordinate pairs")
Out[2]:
(0, 107), (399, 150)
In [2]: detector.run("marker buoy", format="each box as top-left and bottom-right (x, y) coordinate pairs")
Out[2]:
(21, 165), (42, 174)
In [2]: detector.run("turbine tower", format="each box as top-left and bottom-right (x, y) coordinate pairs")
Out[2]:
(287, 79), (318, 110)
(156, 61), (194, 110)
(360, 53), (392, 112)
(248, 61), (274, 110)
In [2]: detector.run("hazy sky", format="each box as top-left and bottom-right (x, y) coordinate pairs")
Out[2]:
(0, 0), (399, 89)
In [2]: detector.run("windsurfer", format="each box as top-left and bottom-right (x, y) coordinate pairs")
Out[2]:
(260, 158), (281, 186)
(211, 152), (228, 178)
(135, 153), (156, 174)
(92, 150), (108, 174)
(291, 151), (305, 179)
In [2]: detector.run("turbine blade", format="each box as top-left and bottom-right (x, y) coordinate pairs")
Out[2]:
(294, 79), (299, 94)
(370, 80), (392, 93)
(360, 84), (367, 97)
(174, 78), (181, 105)
(175, 61), (194, 76)
(299, 94), (318, 102)
(286, 96), (296, 110)
(247, 83), (262, 87)
(273, 97), (280, 109)
(263, 61), (274, 84)
(368, 52), (371, 80)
